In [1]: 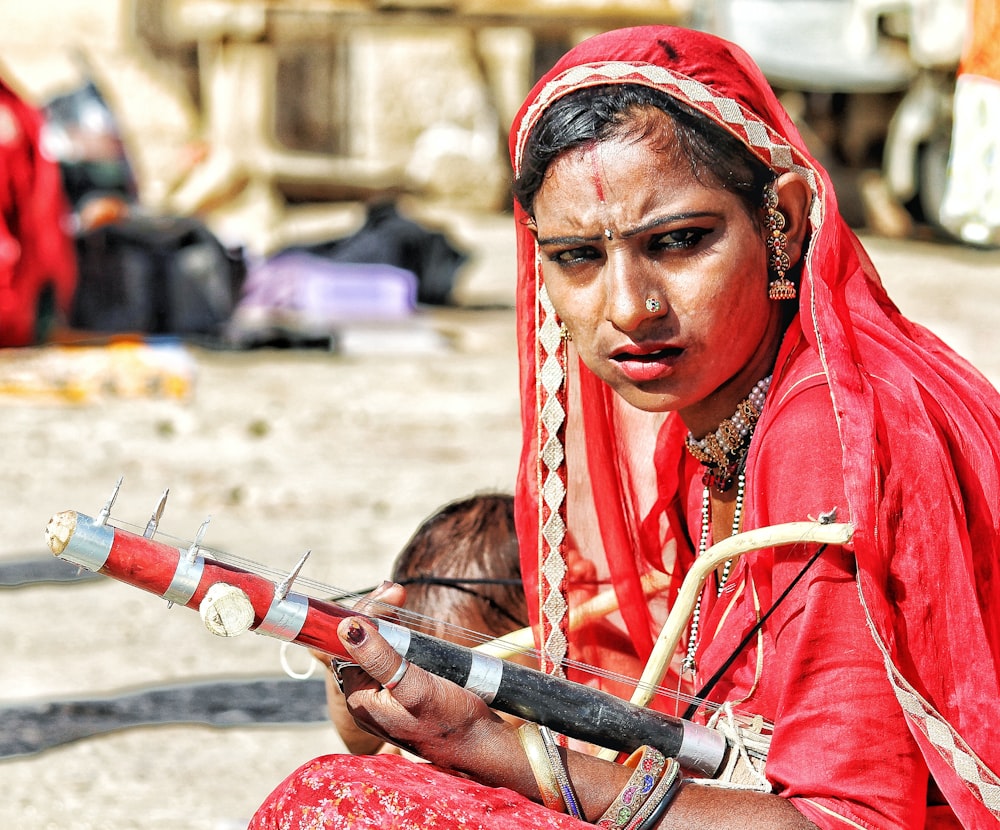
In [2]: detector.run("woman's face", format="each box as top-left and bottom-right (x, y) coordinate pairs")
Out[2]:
(530, 109), (788, 436)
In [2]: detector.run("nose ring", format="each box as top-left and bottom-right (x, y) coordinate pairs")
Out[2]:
(645, 298), (661, 313)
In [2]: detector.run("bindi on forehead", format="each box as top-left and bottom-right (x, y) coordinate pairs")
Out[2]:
(587, 145), (607, 204)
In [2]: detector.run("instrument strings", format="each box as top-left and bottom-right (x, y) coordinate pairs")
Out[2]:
(112, 517), (722, 715)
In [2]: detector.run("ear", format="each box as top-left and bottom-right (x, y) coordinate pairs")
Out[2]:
(524, 216), (539, 241)
(772, 172), (812, 268)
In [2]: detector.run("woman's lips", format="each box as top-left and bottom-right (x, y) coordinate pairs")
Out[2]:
(611, 347), (682, 382)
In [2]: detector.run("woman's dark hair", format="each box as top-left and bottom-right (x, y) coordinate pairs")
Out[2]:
(391, 493), (527, 641)
(512, 84), (774, 218)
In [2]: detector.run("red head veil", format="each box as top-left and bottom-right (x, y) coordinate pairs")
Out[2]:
(509, 26), (1000, 826)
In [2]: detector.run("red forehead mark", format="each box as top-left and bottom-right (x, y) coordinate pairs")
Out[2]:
(588, 146), (606, 203)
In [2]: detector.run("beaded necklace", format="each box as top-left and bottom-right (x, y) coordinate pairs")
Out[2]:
(685, 376), (771, 491)
(680, 473), (745, 676)
(681, 375), (772, 676)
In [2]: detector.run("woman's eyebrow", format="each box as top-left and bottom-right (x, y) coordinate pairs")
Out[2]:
(537, 211), (720, 245)
(620, 211), (718, 237)
(535, 232), (604, 246)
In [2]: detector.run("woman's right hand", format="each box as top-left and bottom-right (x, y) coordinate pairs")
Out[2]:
(334, 611), (525, 784)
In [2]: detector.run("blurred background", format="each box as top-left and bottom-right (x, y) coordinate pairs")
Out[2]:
(1, 0), (993, 355)
(0, 0), (994, 349)
(1, 2), (998, 828)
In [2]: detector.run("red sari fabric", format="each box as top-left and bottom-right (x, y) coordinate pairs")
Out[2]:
(0, 78), (76, 346)
(691, 320), (946, 827)
(510, 26), (1000, 829)
(250, 754), (589, 830)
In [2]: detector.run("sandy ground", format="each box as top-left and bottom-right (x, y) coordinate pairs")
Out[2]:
(1, 213), (999, 829)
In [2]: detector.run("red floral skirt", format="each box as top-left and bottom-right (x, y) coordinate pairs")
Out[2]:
(250, 753), (591, 829)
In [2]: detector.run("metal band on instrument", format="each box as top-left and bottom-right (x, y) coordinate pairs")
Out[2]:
(257, 592), (309, 640)
(60, 515), (114, 572)
(377, 619), (413, 658)
(163, 553), (205, 606)
(465, 652), (503, 703)
(676, 723), (729, 773)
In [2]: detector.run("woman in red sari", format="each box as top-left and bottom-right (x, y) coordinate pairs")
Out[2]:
(251, 26), (1000, 829)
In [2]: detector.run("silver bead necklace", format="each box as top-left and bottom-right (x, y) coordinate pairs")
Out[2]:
(681, 471), (746, 677)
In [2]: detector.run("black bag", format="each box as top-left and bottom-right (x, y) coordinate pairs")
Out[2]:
(71, 215), (243, 338)
(293, 201), (467, 306)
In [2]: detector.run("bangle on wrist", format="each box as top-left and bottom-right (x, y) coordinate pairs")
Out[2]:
(538, 726), (584, 819)
(596, 746), (668, 829)
(625, 759), (681, 830)
(518, 722), (566, 813)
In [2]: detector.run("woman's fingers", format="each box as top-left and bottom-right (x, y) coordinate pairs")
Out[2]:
(336, 615), (515, 778)
(335, 615), (426, 752)
(338, 617), (412, 692)
(322, 660), (388, 756)
(325, 582), (407, 695)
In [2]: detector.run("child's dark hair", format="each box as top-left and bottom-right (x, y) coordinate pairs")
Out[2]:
(392, 493), (527, 641)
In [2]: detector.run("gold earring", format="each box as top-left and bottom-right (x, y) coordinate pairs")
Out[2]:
(560, 323), (572, 342)
(765, 185), (796, 301)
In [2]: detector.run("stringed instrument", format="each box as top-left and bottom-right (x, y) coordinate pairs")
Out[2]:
(44, 480), (853, 779)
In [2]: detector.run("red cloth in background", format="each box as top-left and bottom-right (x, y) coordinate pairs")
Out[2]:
(0, 77), (76, 346)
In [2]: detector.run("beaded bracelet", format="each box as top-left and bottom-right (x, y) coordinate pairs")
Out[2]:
(624, 759), (681, 830)
(595, 746), (668, 829)
(538, 726), (584, 819)
(517, 722), (566, 813)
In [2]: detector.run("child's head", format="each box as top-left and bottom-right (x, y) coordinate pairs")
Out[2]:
(392, 492), (526, 642)
(319, 493), (530, 754)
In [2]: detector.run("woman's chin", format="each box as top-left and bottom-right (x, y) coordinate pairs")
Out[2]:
(608, 380), (684, 414)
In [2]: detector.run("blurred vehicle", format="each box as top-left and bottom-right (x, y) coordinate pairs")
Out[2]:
(697, 0), (968, 239)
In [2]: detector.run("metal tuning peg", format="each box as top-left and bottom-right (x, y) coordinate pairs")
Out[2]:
(186, 517), (211, 564)
(143, 489), (170, 538)
(276, 550), (311, 601)
(97, 476), (124, 526)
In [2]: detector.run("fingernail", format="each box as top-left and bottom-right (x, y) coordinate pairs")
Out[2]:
(346, 619), (367, 645)
(371, 580), (393, 598)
